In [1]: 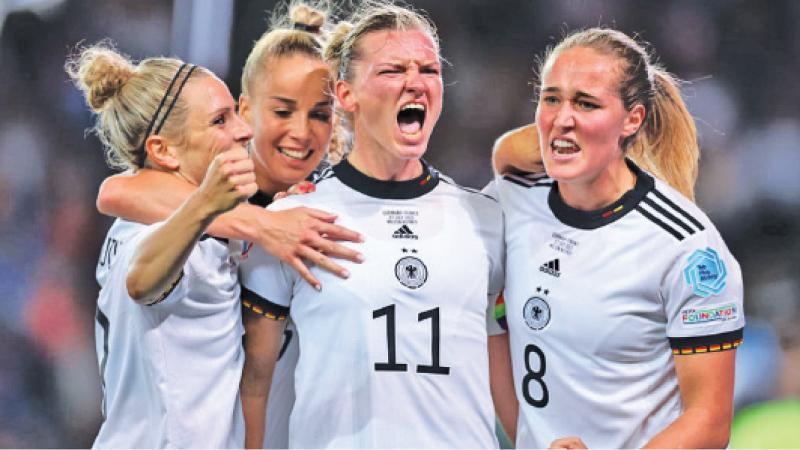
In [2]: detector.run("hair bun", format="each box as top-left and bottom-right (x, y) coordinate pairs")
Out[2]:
(289, 3), (326, 35)
(66, 44), (135, 112)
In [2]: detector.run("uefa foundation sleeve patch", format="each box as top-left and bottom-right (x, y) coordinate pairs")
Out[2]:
(680, 303), (740, 327)
(683, 247), (727, 297)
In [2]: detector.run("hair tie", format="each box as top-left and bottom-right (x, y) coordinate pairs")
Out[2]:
(293, 22), (320, 33)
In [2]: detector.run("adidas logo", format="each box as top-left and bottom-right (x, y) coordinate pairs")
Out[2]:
(392, 224), (419, 240)
(539, 259), (561, 277)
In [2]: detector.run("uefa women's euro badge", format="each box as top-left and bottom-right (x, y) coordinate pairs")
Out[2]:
(683, 247), (727, 297)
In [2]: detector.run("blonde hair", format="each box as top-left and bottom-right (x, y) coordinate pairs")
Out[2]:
(241, 2), (329, 98)
(324, 0), (440, 84)
(538, 28), (699, 200)
(241, 2), (350, 163)
(65, 41), (208, 171)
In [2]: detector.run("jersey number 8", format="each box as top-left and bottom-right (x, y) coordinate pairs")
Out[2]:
(522, 344), (549, 407)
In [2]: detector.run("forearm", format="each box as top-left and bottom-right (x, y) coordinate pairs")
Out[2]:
(126, 190), (218, 304)
(241, 357), (273, 449)
(240, 312), (284, 449)
(643, 406), (731, 449)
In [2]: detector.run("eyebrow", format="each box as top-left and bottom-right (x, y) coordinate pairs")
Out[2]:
(269, 96), (333, 108)
(541, 87), (600, 100)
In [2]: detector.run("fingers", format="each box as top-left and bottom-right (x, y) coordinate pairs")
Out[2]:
(298, 245), (350, 279)
(308, 235), (363, 264)
(316, 222), (363, 243)
(549, 437), (588, 449)
(286, 257), (321, 292)
(303, 207), (339, 223)
(286, 181), (315, 196)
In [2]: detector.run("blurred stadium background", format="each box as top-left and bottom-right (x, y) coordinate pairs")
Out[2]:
(1, 0), (798, 447)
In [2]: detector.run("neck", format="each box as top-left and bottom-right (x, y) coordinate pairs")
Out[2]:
(347, 146), (423, 181)
(558, 158), (636, 211)
(255, 170), (287, 197)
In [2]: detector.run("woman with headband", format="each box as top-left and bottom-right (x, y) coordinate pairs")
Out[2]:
(94, 5), (356, 448)
(67, 44), (255, 448)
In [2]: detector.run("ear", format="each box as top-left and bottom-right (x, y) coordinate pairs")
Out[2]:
(335, 79), (357, 113)
(621, 103), (646, 138)
(239, 94), (252, 123)
(144, 135), (180, 170)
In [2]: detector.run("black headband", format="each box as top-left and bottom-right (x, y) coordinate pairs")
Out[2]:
(293, 22), (320, 33)
(137, 63), (197, 166)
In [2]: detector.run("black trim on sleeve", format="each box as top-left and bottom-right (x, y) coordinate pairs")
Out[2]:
(548, 159), (654, 229)
(241, 287), (289, 321)
(144, 271), (184, 306)
(332, 157), (439, 199)
(670, 328), (744, 355)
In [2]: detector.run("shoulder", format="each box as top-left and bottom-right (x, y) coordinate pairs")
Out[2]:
(634, 178), (717, 244)
(434, 170), (502, 215)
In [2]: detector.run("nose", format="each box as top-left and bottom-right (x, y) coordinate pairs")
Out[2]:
(553, 103), (575, 129)
(234, 114), (253, 143)
(405, 68), (425, 96)
(288, 114), (311, 143)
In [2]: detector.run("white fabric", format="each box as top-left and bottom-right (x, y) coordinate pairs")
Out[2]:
(494, 169), (744, 449)
(241, 164), (503, 448)
(93, 219), (245, 449)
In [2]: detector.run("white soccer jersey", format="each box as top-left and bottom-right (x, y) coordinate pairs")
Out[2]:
(240, 159), (504, 448)
(245, 191), (298, 450)
(494, 160), (745, 449)
(93, 219), (245, 449)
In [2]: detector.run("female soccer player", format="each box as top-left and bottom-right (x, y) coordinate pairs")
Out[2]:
(491, 28), (744, 448)
(94, 5), (352, 448)
(67, 43), (256, 448)
(238, 3), (505, 448)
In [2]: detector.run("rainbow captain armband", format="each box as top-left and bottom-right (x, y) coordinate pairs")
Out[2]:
(494, 292), (508, 331)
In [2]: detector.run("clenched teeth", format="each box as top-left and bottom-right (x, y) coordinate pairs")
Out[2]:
(552, 139), (579, 154)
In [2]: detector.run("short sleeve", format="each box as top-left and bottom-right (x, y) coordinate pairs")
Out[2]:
(239, 241), (293, 320)
(662, 228), (745, 355)
(481, 180), (507, 336)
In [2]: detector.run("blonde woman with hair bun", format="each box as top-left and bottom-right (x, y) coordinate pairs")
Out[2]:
(92, 4), (364, 448)
(67, 42), (257, 448)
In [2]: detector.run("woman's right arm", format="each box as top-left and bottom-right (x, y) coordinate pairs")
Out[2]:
(240, 306), (286, 449)
(97, 170), (364, 288)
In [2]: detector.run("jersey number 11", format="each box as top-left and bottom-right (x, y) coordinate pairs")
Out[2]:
(373, 304), (451, 375)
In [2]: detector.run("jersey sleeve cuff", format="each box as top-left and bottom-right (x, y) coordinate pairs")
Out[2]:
(144, 271), (185, 306)
(669, 328), (743, 355)
(241, 287), (289, 321)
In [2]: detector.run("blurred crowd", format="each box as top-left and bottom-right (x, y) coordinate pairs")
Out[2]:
(0, 0), (798, 447)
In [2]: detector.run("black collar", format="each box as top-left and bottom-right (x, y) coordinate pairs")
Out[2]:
(548, 159), (654, 229)
(248, 190), (273, 208)
(333, 157), (439, 200)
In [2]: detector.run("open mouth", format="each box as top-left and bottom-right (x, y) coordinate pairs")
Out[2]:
(278, 147), (314, 161)
(551, 138), (580, 155)
(397, 103), (426, 135)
